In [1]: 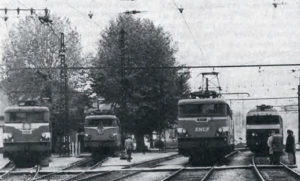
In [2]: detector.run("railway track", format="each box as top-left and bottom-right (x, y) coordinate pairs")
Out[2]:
(67, 154), (183, 181)
(31, 157), (107, 181)
(0, 162), (16, 180)
(252, 156), (300, 181)
(25, 165), (41, 181)
(3, 150), (299, 181)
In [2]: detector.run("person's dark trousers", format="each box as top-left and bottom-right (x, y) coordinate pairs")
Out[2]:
(273, 152), (281, 165)
(127, 149), (132, 162)
(293, 152), (296, 164)
(269, 154), (274, 165)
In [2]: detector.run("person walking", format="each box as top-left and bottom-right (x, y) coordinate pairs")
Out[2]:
(285, 130), (296, 165)
(267, 130), (283, 165)
(272, 132), (283, 164)
(124, 135), (134, 162)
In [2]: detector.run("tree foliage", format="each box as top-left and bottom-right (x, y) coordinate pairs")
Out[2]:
(2, 15), (83, 104)
(90, 15), (190, 150)
(1, 15), (88, 151)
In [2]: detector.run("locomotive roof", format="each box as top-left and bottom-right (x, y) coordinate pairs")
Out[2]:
(4, 106), (49, 113)
(247, 107), (280, 116)
(178, 98), (228, 105)
(85, 115), (117, 120)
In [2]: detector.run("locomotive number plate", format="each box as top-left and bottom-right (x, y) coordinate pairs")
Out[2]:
(22, 130), (32, 134)
(195, 127), (210, 132)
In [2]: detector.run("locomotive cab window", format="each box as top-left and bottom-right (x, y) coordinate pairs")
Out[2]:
(85, 119), (117, 127)
(7, 112), (46, 123)
(178, 103), (227, 117)
(246, 115), (280, 125)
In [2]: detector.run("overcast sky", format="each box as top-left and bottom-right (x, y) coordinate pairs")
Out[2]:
(0, 0), (300, 113)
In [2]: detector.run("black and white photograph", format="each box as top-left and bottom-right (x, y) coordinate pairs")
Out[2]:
(0, 0), (299, 180)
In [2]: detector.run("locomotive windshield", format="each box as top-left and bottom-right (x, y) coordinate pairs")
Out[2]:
(85, 119), (117, 127)
(178, 103), (227, 117)
(246, 115), (280, 124)
(7, 112), (46, 123)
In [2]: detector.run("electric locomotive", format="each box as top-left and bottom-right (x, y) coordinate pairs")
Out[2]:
(246, 104), (283, 154)
(84, 113), (121, 159)
(3, 101), (51, 166)
(177, 97), (234, 163)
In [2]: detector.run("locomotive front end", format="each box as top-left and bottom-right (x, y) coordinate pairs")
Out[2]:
(246, 105), (283, 154)
(84, 115), (121, 158)
(3, 106), (51, 166)
(177, 99), (234, 163)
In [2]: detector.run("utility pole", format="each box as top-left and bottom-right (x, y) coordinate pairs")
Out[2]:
(59, 32), (69, 155)
(298, 78), (300, 143)
(119, 28), (126, 145)
(120, 28), (126, 111)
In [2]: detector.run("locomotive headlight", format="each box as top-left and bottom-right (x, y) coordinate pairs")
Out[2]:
(109, 133), (118, 139)
(218, 128), (223, 133)
(251, 133), (257, 137)
(177, 128), (186, 134)
(41, 132), (51, 139)
(216, 126), (229, 136)
(4, 133), (12, 140)
(84, 134), (92, 140)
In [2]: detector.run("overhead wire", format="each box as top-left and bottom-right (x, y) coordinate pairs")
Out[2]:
(170, 0), (204, 56)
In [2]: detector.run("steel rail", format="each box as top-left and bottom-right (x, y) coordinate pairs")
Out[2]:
(70, 171), (111, 181)
(224, 150), (239, 159)
(122, 154), (180, 169)
(31, 158), (90, 181)
(280, 162), (300, 179)
(62, 158), (93, 170)
(200, 167), (214, 181)
(160, 168), (185, 181)
(62, 157), (109, 181)
(164, 150), (239, 181)
(90, 157), (109, 170)
(62, 172), (85, 181)
(251, 156), (266, 181)
(0, 161), (13, 170)
(111, 171), (143, 181)
(25, 165), (40, 181)
(0, 165), (15, 180)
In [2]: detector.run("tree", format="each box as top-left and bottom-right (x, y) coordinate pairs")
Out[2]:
(2, 15), (83, 104)
(1, 15), (87, 152)
(90, 15), (190, 150)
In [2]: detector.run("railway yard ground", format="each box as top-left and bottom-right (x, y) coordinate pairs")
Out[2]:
(0, 150), (300, 180)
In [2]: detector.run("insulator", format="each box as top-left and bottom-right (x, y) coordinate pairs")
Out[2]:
(45, 8), (49, 16)
(4, 8), (7, 15)
(30, 8), (34, 15)
(178, 7), (184, 13)
(88, 11), (93, 19)
(17, 8), (20, 15)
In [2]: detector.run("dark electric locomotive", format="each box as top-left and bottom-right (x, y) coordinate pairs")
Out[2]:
(84, 114), (121, 159)
(177, 98), (234, 163)
(246, 105), (283, 154)
(3, 102), (51, 166)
